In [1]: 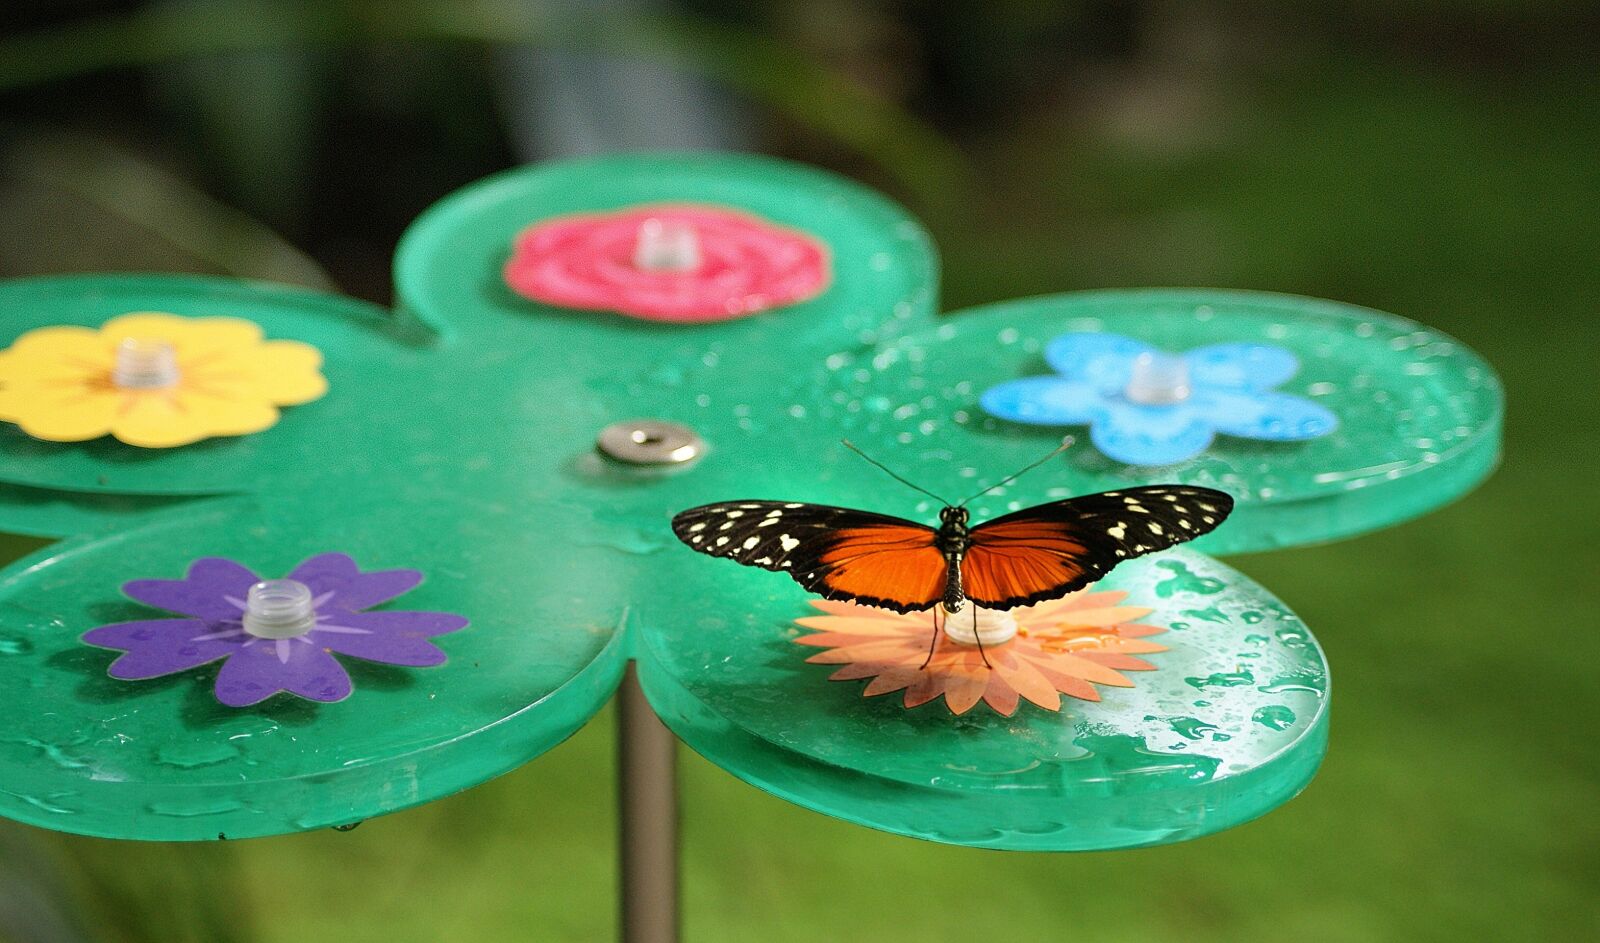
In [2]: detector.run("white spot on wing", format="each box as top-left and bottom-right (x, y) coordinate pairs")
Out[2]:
(780, 535), (800, 552)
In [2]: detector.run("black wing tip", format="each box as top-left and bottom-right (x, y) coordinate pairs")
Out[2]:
(1127, 483), (1236, 530)
(1192, 485), (1236, 512)
(670, 500), (772, 531)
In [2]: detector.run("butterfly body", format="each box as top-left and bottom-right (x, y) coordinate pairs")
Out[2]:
(933, 506), (973, 612)
(671, 485), (1233, 616)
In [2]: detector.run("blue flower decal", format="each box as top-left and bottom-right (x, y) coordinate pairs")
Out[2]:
(980, 333), (1338, 465)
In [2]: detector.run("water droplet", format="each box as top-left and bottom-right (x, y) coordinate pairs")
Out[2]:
(1252, 705), (1297, 730)
(148, 798), (244, 817)
(1165, 716), (1220, 740)
(576, 525), (666, 555)
(0, 633), (34, 655)
(1, 790), (78, 815)
(1259, 670), (1325, 695)
(1154, 561), (1226, 598)
(157, 741), (242, 769)
(1180, 606), (1228, 624)
(645, 363), (684, 387)
(1275, 625), (1310, 648)
(1240, 610), (1264, 625)
(0, 734), (94, 771)
(1185, 667), (1254, 690)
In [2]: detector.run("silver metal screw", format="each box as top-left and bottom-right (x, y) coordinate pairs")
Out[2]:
(596, 420), (705, 467)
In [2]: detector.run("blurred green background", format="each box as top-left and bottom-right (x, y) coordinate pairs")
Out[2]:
(0, 1), (1595, 940)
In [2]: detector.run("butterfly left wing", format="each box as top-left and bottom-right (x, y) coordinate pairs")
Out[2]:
(963, 485), (1233, 610)
(671, 501), (946, 613)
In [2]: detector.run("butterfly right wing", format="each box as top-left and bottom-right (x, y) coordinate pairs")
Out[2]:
(670, 501), (946, 613)
(963, 485), (1234, 610)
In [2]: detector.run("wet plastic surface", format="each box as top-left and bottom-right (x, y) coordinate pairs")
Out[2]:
(821, 290), (1502, 552)
(637, 548), (1327, 850)
(0, 154), (939, 838)
(0, 492), (629, 840)
(0, 156), (1488, 846)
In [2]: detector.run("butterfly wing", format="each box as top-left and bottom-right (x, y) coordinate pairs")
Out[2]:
(964, 485), (1233, 609)
(671, 501), (946, 613)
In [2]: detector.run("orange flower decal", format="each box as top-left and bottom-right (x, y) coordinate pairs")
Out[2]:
(794, 587), (1167, 716)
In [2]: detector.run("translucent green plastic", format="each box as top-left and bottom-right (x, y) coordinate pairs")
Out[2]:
(0, 278), (403, 499)
(635, 548), (1327, 850)
(0, 480), (193, 540)
(0, 153), (937, 528)
(2, 154), (1476, 847)
(826, 290), (1503, 553)
(0, 491), (631, 840)
(0, 153), (941, 839)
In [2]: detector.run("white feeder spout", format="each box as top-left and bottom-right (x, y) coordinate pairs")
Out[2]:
(111, 338), (180, 390)
(940, 603), (1019, 646)
(242, 579), (318, 639)
(633, 218), (702, 272)
(1124, 351), (1192, 405)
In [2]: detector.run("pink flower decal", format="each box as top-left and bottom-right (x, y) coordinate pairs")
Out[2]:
(503, 203), (831, 322)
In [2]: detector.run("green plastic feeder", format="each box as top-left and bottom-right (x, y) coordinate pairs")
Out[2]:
(0, 152), (1499, 850)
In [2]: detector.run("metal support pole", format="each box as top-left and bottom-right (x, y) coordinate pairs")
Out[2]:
(617, 663), (679, 943)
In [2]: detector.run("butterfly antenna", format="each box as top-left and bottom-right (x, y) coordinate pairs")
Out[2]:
(841, 440), (954, 505)
(956, 436), (1075, 507)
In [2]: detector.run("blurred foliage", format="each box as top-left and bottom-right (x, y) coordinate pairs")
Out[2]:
(0, 132), (333, 286)
(0, 1), (1598, 941)
(0, 0), (969, 217)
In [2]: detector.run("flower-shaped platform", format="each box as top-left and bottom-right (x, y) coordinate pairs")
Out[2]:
(0, 152), (1494, 849)
(0, 491), (629, 840)
(635, 548), (1326, 850)
(815, 290), (1501, 552)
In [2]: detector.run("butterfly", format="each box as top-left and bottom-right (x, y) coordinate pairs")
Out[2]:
(671, 439), (1233, 664)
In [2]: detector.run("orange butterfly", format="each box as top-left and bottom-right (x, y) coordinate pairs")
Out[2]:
(671, 440), (1233, 664)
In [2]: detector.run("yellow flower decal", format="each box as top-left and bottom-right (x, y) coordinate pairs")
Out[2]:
(0, 312), (326, 448)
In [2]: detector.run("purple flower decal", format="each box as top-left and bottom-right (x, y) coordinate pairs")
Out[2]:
(82, 553), (468, 707)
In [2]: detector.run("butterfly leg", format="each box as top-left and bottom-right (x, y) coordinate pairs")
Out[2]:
(971, 604), (992, 669)
(920, 608), (942, 670)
